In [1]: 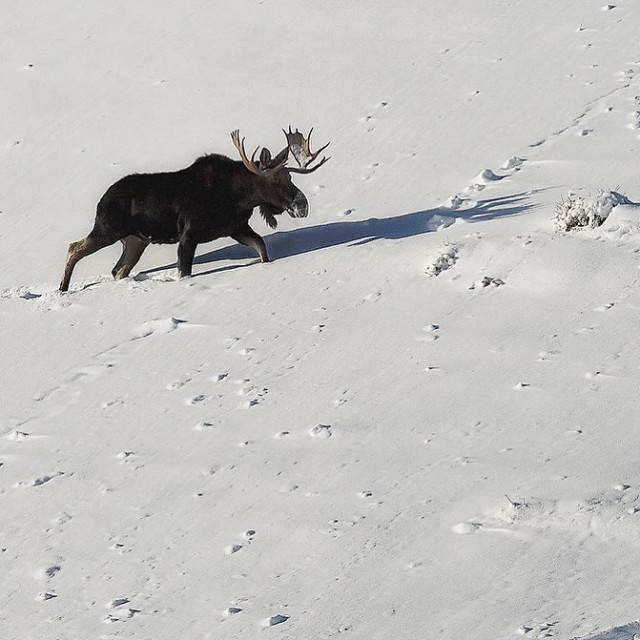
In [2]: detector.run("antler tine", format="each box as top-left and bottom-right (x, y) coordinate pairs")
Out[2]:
(230, 130), (254, 171)
(283, 126), (331, 172)
(306, 128), (331, 162)
(231, 130), (288, 177)
(304, 128), (314, 156)
(288, 153), (331, 174)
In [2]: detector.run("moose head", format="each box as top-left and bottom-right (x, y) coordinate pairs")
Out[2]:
(230, 127), (330, 228)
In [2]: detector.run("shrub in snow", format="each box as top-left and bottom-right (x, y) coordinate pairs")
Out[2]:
(426, 243), (459, 277)
(554, 190), (634, 231)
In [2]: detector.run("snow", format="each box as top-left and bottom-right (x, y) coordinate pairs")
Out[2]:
(2, 2), (640, 639)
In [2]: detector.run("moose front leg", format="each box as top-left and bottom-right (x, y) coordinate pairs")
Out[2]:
(177, 233), (198, 278)
(231, 223), (269, 263)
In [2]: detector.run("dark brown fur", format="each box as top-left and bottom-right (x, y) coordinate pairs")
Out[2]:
(59, 153), (308, 291)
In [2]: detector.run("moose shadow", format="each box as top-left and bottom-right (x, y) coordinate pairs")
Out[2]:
(142, 191), (538, 277)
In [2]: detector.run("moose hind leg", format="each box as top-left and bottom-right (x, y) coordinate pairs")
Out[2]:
(112, 235), (150, 280)
(231, 224), (269, 263)
(59, 231), (115, 292)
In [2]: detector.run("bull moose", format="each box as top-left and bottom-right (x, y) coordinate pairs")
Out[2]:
(59, 127), (329, 291)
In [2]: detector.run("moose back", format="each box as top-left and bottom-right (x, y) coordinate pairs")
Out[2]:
(59, 128), (329, 291)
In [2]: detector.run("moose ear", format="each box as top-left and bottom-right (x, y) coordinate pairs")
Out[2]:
(271, 145), (289, 168)
(259, 147), (272, 168)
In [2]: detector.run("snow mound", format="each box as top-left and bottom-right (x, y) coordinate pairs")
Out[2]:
(474, 168), (504, 184)
(573, 620), (640, 640)
(589, 205), (640, 242)
(134, 317), (187, 339)
(502, 156), (525, 170)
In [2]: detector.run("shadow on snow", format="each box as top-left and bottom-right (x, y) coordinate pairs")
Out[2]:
(142, 191), (538, 278)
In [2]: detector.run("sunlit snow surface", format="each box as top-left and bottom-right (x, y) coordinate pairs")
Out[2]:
(2, 2), (640, 639)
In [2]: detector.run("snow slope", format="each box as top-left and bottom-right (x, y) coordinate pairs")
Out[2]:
(2, 2), (640, 639)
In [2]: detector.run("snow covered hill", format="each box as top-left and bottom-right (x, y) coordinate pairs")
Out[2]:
(2, 2), (640, 639)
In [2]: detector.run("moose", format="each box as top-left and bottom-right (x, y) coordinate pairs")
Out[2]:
(59, 127), (330, 291)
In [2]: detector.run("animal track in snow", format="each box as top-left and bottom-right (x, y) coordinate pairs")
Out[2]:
(186, 394), (208, 406)
(224, 544), (243, 555)
(417, 324), (440, 343)
(354, 290), (382, 306)
(536, 349), (560, 362)
(515, 621), (558, 638)
(17, 472), (65, 488)
(358, 101), (389, 131)
(134, 316), (187, 339)
(36, 564), (62, 580)
(77, 362), (115, 378)
(323, 515), (366, 538)
(223, 529), (256, 556)
(262, 614), (290, 627)
(333, 390), (352, 407)
(101, 397), (124, 409)
(361, 162), (379, 181)
(452, 521), (482, 534)
(103, 607), (139, 623)
(469, 276), (505, 290)
(166, 365), (208, 391)
(107, 597), (131, 609)
(235, 383), (269, 408)
(309, 424), (332, 438)
(442, 194), (471, 210)
(193, 421), (216, 431)
(502, 156), (525, 170)
(116, 451), (139, 464)
(628, 94), (640, 131)
(6, 430), (30, 441)
(166, 377), (192, 390)
(33, 320), (195, 407)
(0, 286), (42, 300)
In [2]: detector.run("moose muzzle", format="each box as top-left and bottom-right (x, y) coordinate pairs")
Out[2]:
(287, 190), (309, 218)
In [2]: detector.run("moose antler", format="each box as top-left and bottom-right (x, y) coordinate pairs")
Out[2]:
(283, 127), (331, 174)
(230, 130), (289, 176)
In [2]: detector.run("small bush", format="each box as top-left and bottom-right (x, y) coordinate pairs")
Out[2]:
(554, 190), (633, 232)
